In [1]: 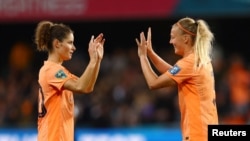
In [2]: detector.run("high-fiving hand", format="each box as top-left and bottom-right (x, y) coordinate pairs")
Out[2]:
(89, 33), (105, 61)
(135, 27), (152, 57)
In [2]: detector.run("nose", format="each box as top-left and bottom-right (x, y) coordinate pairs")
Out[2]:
(72, 45), (76, 51)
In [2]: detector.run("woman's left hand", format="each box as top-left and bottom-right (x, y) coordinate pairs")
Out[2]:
(135, 31), (148, 57)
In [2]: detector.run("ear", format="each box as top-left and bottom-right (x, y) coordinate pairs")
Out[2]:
(52, 39), (61, 48)
(183, 34), (190, 44)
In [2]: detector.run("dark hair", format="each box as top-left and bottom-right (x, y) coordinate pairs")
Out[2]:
(34, 21), (73, 52)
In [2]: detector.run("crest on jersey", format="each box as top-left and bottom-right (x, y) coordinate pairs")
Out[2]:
(169, 65), (181, 75)
(55, 70), (67, 79)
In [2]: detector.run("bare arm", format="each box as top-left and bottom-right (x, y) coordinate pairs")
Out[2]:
(136, 31), (176, 90)
(84, 34), (104, 92)
(139, 56), (176, 90)
(146, 27), (172, 73)
(64, 33), (105, 93)
(147, 50), (172, 73)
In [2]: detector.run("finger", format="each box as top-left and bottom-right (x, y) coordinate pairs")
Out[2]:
(135, 38), (140, 46)
(140, 33), (147, 48)
(147, 27), (151, 42)
(100, 38), (105, 46)
(95, 33), (103, 42)
(97, 43), (103, 50)
(89, 35), (94, 44)
(140, 32), (146, 42)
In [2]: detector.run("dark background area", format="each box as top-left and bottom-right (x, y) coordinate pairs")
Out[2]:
(1, 17), (250, 67)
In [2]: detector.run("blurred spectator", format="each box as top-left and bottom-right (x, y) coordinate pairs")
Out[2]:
(221, 54), (250, 124)
(0, 41), (38, 127)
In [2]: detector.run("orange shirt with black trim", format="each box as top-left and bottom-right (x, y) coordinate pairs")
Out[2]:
(37, 61), (77, 141)
(166, 53), (218, 141)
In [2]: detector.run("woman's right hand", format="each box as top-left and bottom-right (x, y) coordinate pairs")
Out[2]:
(135, 27), (154, 58)
(88, 33), (105, 62)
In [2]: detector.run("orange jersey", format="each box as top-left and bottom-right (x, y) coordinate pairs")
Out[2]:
(37, 61), (77, 141)
(166, 53), (218, 141)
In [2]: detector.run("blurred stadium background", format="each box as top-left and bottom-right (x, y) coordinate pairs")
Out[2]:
(0, 0), (250, 141)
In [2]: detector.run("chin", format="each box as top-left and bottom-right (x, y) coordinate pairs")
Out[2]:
(174, 50), (179, 54)
(68, 55), (72, 59)
(174, 51), (182, 56)
(64, 57), (71, 61)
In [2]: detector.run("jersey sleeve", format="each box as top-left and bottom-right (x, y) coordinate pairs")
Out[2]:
(47, 67), (76, 91)
(165, 57), (195, 84)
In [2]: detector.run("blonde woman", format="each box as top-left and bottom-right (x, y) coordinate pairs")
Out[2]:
(136, 17), (218, 141)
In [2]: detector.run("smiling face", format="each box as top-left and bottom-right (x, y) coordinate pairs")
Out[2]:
(169, 25), (186, 56)
(56, 33), (76, 61)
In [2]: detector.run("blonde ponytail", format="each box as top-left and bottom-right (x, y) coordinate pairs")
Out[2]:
(194, 20), (214, 69)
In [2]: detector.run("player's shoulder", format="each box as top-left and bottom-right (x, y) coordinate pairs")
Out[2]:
(177, 54), (194, 68)
(40, 61), (65, 77)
